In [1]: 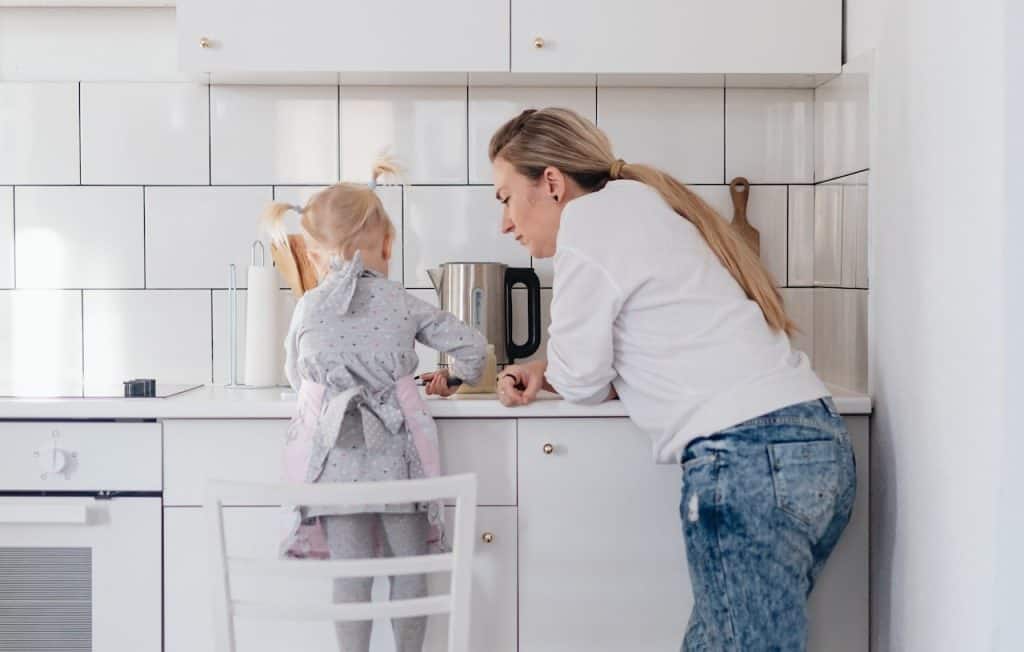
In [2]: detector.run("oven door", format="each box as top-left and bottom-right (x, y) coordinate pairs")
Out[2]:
(0, 497), (161, 652)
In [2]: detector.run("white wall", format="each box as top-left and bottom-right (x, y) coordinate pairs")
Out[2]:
(866, 0), (1013, 649)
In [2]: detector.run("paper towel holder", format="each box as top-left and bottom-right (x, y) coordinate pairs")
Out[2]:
(225, 242), (283, 390)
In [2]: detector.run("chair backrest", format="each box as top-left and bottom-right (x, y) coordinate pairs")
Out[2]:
(204, 474), (478, 652)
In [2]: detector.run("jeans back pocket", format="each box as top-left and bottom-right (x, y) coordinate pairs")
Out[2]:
(768, 440), (839, 539)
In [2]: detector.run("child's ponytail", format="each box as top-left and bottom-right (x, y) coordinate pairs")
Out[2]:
(262, 202), (302, 249)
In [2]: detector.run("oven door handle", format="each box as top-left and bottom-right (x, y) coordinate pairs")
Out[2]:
(0, 500), (91, 525)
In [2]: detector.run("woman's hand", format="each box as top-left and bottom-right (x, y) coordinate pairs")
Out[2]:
(496, 360), (550, 407)
(420, 369), (459, 398)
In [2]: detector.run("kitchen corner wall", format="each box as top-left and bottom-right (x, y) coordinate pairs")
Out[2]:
(0, 9), (869, 397)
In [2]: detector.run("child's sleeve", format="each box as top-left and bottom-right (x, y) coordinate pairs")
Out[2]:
(406, 293), (488, 385)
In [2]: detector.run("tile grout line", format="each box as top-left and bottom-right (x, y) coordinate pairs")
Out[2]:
(722, 87), (727, 183)
(208, 83), (213, 186)
(814, 168), (870, 186)
(78, 82), (83, 185)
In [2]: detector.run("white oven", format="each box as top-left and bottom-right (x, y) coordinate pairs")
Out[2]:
(0, 422), (162, 652)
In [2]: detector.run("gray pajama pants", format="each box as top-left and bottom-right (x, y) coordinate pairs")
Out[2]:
(323, 513), (429, 652)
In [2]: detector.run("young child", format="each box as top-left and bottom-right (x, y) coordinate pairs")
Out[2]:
(266, 161), (487, 652)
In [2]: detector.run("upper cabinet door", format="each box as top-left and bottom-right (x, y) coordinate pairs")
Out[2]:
(512, 0), (840, 74)
(178, 0), (510, 73)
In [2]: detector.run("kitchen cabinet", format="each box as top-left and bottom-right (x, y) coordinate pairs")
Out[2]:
(164, 505), (516, 652)
(517, 416), (869, 652)
(512, 0), (840, 74)
(176, 0), (509, 74)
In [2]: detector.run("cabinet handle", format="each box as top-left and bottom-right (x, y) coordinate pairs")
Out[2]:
(542, 443), (554, 455)
(481, 532), (495, 544)
(199, 37), (212, 49)
(533, 37), (545, 49)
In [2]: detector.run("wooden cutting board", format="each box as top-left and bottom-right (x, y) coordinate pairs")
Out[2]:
(729, 176), (760, 256)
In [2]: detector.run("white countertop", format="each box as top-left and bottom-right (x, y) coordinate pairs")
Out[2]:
(0, 385), (871, 420)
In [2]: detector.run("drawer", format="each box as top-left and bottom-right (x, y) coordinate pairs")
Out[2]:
(0, 421), (161, 491)
(164, 419), (516, 507)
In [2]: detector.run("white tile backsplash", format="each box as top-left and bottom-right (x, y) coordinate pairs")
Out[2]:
(404, 186), (527, 288)
(15, 187), (144, 289)
(83, 290), (212, 394)
(0, 82), (79, 184)
(0, 290), (83, 396)
(341, 86), (468, 185)
(468, 86), (596, 184)
(273, 186), (404, 283)
(212, 289), (297, 386)
(691, 185), (789, 286)
(145, 187), (273, 289)
(0, 77), (867, 391)
(726, 89), (814, 183)
(81, 82), (209, 185)
(211, 85), (339, 185)
(598, 88), (724, 184)
(0, 188), (12, 288)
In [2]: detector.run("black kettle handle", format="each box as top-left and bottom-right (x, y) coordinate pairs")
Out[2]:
(505, 267), (542, 362)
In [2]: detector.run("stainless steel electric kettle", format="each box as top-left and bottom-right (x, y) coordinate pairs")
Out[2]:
(427, 262), (542, 367)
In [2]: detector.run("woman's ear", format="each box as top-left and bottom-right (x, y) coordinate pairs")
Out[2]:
(542, 166), (566, 202)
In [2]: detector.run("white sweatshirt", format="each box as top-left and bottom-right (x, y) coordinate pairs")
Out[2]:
(544, 180), (828, 463)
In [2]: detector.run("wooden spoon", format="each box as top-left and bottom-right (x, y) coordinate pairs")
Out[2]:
(729, 176), (760, 257)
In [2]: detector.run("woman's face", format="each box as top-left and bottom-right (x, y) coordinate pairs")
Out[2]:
(492, 157), (563, 259)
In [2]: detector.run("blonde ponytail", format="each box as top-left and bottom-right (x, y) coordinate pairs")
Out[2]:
(489, 108), (797, 336)
(261, 201), (301, 249)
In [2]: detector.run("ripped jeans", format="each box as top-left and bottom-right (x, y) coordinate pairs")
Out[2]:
(679, 397), (856, 652)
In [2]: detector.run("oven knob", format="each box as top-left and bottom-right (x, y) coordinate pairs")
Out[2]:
(36, 447), (68, 474)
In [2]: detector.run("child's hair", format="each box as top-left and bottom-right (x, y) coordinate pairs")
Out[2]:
(262, 158), (399, 259)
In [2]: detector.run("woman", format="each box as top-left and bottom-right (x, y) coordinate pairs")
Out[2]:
(490, 108), (856, 652)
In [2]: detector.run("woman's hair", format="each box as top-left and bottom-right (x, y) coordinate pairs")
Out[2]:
(262, 158), (399, 259)
(489, 108), (796, 336)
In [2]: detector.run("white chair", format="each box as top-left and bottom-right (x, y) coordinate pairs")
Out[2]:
(204, 474), (478, 652)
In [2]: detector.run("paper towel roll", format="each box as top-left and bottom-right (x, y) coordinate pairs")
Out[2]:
(244, 266), (284, 386)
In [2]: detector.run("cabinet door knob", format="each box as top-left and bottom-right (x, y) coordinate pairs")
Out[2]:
(533, 37), (545, 49)
(199, 37), (212, 49)
(542, 443), (554, 455)
(481, 532), (495, 544)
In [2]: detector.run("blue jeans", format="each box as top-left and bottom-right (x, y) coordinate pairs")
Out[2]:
(679, 397), (856, 652)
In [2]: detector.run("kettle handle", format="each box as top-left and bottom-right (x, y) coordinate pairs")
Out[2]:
(505, 267), (542, 361)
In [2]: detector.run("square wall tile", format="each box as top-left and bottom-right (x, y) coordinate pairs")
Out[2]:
(341, 86), (468, 185)
(788, 186), (815, 287)
(815, 68), (869, 181)
(211, 85), (339, 185)
(83, 290), (211, 394)
(839, 174), (869, 289)
(813, 185), (843, 286)
(273, 186), (404, 283)
(0, 188), (12, 288)
(81, 82), (209, 185)
(212, 289), (297, 386)
(0, 290), (82, 397)
(726, 89), (813, 183)
(469, 87), (596, 184)
(779, 288), (814, 364)
(0, 82), (79, 184)
(145, 187), (273, 289)
(406, 288), (441, 378)
(598, 88), (724, 184)
(15, 187), (144, 289)
(404, 186), (528, 288)
(813, 288), (868, 392)
(691, 185), (789, 286)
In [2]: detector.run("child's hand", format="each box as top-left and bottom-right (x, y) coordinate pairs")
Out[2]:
(421, 370), (459, 398)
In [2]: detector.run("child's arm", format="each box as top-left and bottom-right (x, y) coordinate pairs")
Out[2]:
(406, 293), (488, 385)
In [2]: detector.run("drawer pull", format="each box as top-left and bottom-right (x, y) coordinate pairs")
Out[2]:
(481, 532), (495, 544)
(542, 443), (554, 455)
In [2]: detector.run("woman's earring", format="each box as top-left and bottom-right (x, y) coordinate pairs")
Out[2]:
(553, 195), (560, 202)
